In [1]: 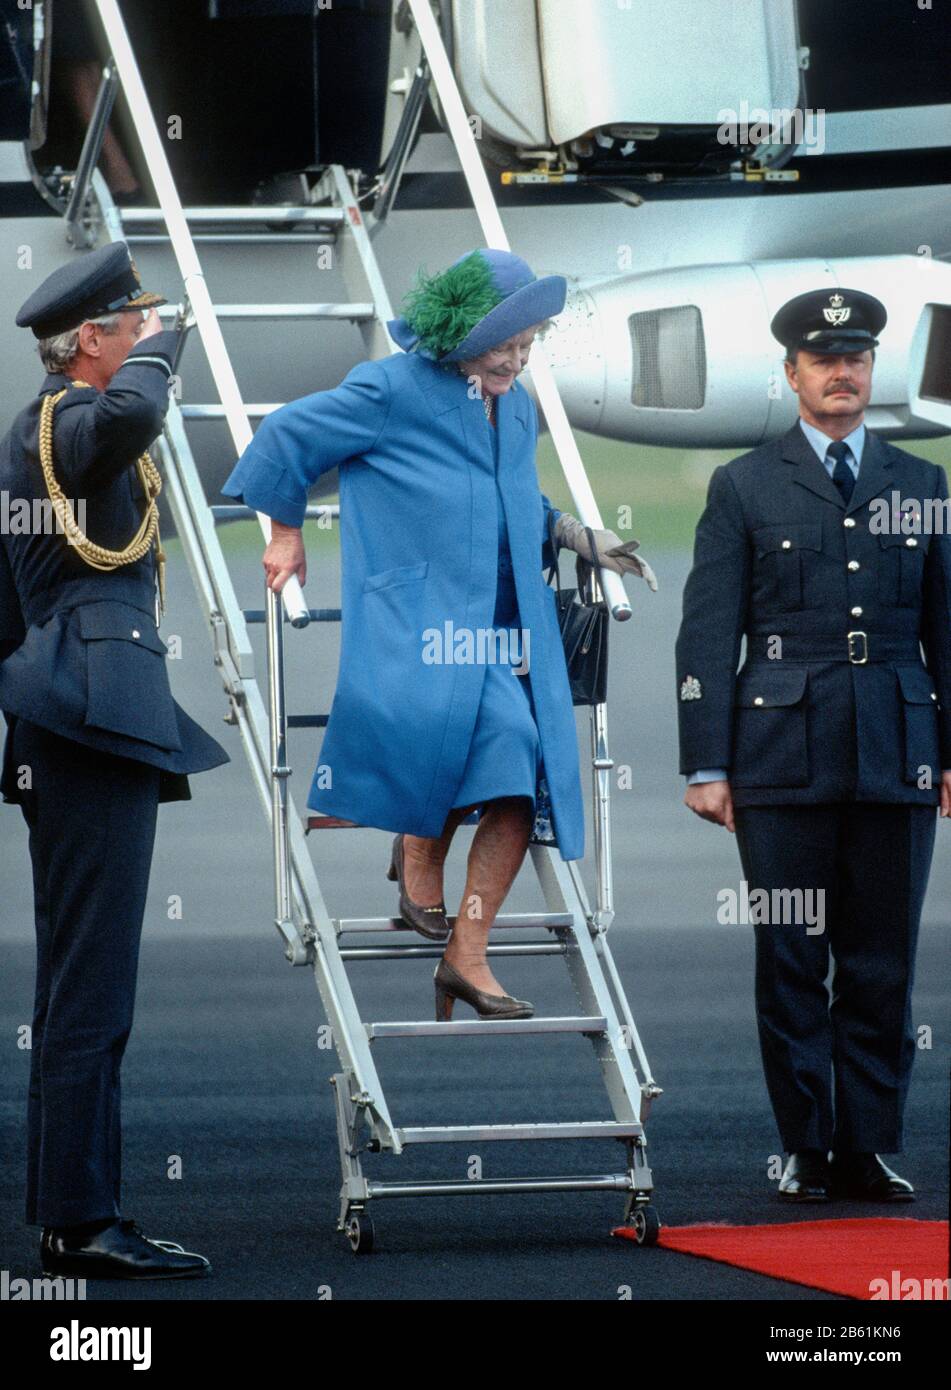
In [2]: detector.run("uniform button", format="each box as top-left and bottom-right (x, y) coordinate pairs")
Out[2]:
(132, 629), (141, 639)
(931, 692), (938, 701)
(847, 560), (860, 572)
(781, 539), (792, 549)
(850, 606), (863, 617)
(905, 537), (918, 548)
(843, 517), (856, 528)
(753, 696), (764, 706)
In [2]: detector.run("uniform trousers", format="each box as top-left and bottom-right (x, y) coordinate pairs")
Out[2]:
(733, 802), (937, 1155)
(12, 717), (160, 1227)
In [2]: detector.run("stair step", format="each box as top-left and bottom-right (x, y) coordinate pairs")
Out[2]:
(187, 406), (284, 421)
(121, 205), (345, 224)
(335, 911), (574, 933)
(396, 1122), (640, 1144)
(340, 942), (566, 961)
(127, 234), (334, 245)
(366, 1015), (607, 1039)
(211, 504), (338, 520)
(364, 1173), (635, 1197)
(307, 812), (481, 831)
(241, 609), (340, 626)
(161, 302), (375, 321)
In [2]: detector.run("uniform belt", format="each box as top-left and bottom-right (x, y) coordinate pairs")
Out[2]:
(750, 632), (921, 665)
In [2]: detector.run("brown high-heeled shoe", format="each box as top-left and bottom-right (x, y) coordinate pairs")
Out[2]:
(434, 958), (534, 1021)
(386, 833), (450, 941)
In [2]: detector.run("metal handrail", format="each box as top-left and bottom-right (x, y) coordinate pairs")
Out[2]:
(405, 0), (633, 626)
(64, 60), (118, 247)
(91, 0), (310, 631)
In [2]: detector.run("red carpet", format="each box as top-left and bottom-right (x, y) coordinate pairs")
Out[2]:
(612, 1219), (949, 1300)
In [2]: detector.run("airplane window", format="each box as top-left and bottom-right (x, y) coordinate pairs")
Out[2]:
(919, 306), (951, 406)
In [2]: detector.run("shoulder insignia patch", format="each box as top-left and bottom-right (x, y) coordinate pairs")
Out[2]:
(680, 674), (702, 701)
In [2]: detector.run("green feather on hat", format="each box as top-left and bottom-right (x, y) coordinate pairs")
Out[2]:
(399, 252), (504, 361)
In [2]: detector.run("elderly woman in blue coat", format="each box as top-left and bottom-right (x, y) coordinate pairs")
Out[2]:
(222, 248), (654, 1021)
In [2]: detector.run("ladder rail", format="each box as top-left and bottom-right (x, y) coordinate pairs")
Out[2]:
(150, 389), (403, 1153)
(314, 164), (397, 360)
(152, 389), (255, 680)
(563, 853), (657, 1094)
(65, 60), (118, 248)
(266, 584), (294, 943)
(87, 162), (404, 1152)
(159, 478), (400, 1157)
(91, 0), (309, 629)
(590, 698), (615, 930)
(85, 6), (368, 1145)
(531, 848), (649, 1129)
(403, 0), (633, 628)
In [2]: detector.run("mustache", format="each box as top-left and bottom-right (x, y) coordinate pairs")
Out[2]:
(825, 383), (858, 394)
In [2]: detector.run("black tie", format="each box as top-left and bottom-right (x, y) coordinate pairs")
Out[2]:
(827, 440), (854, 504)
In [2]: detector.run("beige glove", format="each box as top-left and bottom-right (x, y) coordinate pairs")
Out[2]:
(554, 513), (658, 592)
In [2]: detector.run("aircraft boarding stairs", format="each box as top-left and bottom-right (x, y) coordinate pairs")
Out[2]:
(60, 0), (664, 1254)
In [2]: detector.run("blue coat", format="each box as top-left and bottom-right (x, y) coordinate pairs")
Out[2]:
(222, 350), (585, 860)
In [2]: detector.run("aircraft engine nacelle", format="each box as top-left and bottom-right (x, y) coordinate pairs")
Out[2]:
(536, 255), (951, 448)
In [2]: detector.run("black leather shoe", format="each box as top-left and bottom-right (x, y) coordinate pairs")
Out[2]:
(830, 1153), (915, 1202)
(777, 1150), (831, 1202)
(41, 1218), (211, 1279)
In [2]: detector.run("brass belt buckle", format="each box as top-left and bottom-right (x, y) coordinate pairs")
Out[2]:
(847, 630), (868, 664)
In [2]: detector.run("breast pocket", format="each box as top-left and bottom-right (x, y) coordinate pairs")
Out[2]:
(78, 603), (182, 750)
(896, 664), (940, 786)
(730, 666), (810, 787)
(752, 524), (823, 611)
(877, 532), (930, 608)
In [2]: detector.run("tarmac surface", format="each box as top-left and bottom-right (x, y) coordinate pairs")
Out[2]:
(1, 545), (948, 1300)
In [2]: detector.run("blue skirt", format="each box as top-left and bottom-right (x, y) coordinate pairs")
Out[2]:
(452, 661), (540, 809)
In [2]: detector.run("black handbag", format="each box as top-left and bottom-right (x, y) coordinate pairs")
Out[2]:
(545, 511), (609, 707)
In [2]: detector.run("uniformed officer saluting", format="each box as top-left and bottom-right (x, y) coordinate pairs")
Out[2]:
(676, 287), (950, 1204)
(0, 242), (229, 1277)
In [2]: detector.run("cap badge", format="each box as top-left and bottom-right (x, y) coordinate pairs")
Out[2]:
(129, 255), (142, 286)
(680, 674), (702, 701)
(823, 292), (851, 326)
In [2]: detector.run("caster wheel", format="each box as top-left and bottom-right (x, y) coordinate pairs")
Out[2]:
(345, 1213), (375, 1254)
(630, 1205), (660, 1246)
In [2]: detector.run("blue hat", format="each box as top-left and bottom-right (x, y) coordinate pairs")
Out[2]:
(388, 248), (566, 364)
(16, 240), (167, 338)
(771, 287), (886, 356)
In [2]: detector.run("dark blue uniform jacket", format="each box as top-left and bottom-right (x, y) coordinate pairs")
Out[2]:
(0, 329), (228, 804)
(676, 421), (951, 805)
